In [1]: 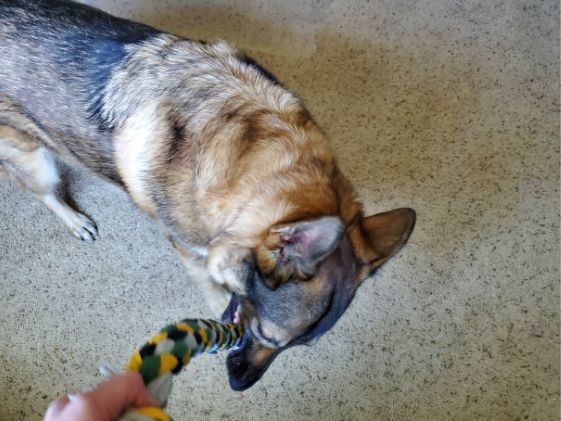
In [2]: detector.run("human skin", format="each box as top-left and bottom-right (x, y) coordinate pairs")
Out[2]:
(44, 372), (155, 421)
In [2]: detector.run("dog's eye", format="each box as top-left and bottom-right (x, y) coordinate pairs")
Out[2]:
(257, 324), (275, 343)
(256, 323), (280, 347)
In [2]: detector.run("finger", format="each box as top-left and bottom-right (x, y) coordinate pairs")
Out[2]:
(84, 372), (156, 418)
(44, 395), (70, 420)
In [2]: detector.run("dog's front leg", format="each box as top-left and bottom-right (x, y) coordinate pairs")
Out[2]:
(207, 244), (253, 296)
(170, 239), (232, 317)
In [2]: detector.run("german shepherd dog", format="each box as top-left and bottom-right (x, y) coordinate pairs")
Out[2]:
(0, 0), (415, 390)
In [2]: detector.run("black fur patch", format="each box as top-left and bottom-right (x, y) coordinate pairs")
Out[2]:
(165, 111), (187, 163)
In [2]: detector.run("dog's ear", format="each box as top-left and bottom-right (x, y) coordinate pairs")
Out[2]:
(257, 216), (344, 289)
(351, 208), (416, 270)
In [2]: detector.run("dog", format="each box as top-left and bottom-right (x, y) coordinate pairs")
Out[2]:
(0, 0), (415, 390)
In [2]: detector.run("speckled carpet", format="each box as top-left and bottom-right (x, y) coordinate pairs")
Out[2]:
(0, 1), (559, 419)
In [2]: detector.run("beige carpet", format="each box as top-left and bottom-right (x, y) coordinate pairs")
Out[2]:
(0, 0), (559, 419)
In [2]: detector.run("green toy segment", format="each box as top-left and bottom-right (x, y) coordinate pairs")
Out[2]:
(119, 318), (244, 421)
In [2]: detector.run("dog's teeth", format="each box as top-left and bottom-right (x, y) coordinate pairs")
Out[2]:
(234, 307), (241, 324)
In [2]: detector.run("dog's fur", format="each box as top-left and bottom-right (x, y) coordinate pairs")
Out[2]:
(0, 0), (416, 390)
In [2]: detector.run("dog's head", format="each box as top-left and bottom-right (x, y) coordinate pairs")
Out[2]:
(222, 207), (415, 390)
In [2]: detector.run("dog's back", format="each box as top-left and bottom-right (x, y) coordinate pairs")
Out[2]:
(0, 0), (159, 179)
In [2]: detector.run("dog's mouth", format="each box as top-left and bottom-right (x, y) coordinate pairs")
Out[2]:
(220, 292), (244, 370)
(221, 293), (270, 390)
(221, 293), (242, 325)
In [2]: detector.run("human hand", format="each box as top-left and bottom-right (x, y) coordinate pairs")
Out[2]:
(44, 372), (155, 421)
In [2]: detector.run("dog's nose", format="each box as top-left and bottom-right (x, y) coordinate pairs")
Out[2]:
(226, 335), (278, 391)
(226, 355), (252, 390)
(226, 340), (260, 390)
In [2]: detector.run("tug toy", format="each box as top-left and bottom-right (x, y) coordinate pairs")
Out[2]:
(119, 319), (244, 421)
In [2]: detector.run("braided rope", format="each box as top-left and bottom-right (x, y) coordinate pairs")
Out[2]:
(119, 319), (244, 421)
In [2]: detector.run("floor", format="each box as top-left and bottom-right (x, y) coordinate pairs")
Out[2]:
(0, 1), (559, 420)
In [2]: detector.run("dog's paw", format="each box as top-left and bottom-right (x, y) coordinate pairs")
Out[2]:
(203, 283), (232, 318)
(68, 212), (98, 242)
(208, 245), (252, 294)
(208, 293), (232, 319)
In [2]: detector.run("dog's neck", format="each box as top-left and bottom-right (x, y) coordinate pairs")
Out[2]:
(221, 167), (363, 248)
(108, 35), (362, 251)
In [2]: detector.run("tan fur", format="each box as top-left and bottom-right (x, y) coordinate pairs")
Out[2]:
(96, 38), (367, 309)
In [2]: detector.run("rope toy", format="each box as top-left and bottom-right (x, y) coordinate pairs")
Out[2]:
(118, 319), (244, 421)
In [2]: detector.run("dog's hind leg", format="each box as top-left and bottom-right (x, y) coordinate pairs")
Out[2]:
(0, 125), (98, 241)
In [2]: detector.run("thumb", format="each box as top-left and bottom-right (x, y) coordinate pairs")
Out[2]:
(85, 372), (156, 418)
